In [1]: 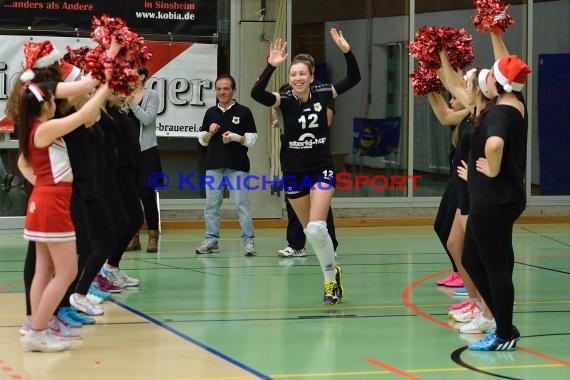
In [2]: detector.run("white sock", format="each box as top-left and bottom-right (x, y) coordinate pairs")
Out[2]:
(305, 221), (336, 282)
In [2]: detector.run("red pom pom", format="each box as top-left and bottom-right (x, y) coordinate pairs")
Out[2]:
(63, 46), (91, 69)
(407, 26), (473, 71)
(89, 14), (152, 94)
(472, 0), (515, 34)
(410, 64), (445, 97)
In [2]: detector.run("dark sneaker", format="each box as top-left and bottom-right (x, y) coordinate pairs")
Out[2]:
(196, 240), (219, 254)
(334, 265), (343, 302)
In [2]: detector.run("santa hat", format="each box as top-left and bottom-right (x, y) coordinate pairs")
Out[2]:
(464, 68), (491, 99)
(60, 61), (81, 82)
(20, 40), (61, 82)
(492, 55), (531, 93)
(478, 69), (491, 99)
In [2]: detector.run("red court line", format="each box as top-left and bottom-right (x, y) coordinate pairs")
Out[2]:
(0, 359), (24, 380)
(517, 347), (570, 366)
(365, 358), (423, 380)
(0, 279), (24, 292)
(402, 270), (570, 367)
(401, 269), (457, 331)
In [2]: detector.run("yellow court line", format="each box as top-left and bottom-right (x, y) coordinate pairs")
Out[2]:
(103, 299), (570, 316)
(4, 300), (569, 320)
(270, 364), (563, 378)
(1, 294), (569, 320)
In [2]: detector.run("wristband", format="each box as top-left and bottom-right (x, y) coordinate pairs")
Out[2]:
(230, 133), (241, 142)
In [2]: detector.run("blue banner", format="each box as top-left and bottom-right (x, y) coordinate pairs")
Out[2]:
(353, 117), (401, 157)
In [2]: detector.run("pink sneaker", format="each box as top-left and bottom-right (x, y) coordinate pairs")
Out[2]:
(452, 303), (481, 323)
(436, 272), (456, 286)
(449, 299), (471, 311)
(93, 274), (124, 293)
(445, 274), (464, 288)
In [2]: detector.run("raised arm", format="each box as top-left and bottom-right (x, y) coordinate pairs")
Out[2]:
(491, 32), (509, 60)
(251, 39), (287, 108)
(438, 49), (472, 112)
(427, 92), (470, 126)
(330, 28), (361, 98)
(55, 73), (98, 100)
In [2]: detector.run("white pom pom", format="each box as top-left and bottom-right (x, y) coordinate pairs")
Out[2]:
(20, 70), (35, 82)
(503, 83), (512, 92)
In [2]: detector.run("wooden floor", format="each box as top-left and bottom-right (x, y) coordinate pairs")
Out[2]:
(1, 224), (569, 379)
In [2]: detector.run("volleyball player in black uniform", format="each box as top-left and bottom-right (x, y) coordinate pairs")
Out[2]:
(252, 28), (360, 304)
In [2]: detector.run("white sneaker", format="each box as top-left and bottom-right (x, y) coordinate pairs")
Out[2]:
(244, 241), (256, 256)
(86, 293), (104, 305)
(102, 266), (139, 287)
(20, 319), (31, 335)
(21, 330), (71, 352)
(115, 270), (140, 287)
(277, 246), (307, 257)
(48, 317), (82, 340)
(70, 294), (104, 316)
(453, 304), (481, 323)
(459, 313), (496, 334)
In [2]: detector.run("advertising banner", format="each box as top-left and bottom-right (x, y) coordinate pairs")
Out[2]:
(0, 1), (217, 36)
(353, 117), (401, 157)
(0, 35), (218, 137)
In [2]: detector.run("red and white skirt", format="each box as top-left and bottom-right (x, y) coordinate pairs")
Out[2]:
(24, 183), (76, 242)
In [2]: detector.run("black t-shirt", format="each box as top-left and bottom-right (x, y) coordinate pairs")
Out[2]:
(109, 109), (141, 170)
(95, 112), (118, 178)
(200, 102), (257, 172)
(54, 98), (98, 201)
(468, 104), (527, 214)
(279, 83), (334, 173)
(452, 117), (470, 200)
(64, 124), (98, 200)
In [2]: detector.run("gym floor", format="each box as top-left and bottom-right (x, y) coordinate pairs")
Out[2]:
(1, 224), (569, 379)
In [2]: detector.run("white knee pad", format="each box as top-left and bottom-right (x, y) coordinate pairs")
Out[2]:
(305, 221), (328, 248)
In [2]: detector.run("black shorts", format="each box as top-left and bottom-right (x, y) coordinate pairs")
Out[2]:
(282, 168), (336, 199)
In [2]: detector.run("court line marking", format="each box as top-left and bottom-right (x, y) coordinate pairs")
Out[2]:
(0, 358), (24, 380)
(111, 300), (270, 380)
(269, 363), (564, 378)
(365, 358), (423, 379)
(401, 270), (570, 369)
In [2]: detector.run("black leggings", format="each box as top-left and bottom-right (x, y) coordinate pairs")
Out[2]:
(434, 182), (459, 272)
(24, 242), (35, 316)
(74, 194), (114, 295)
(61, 192), (91, 306)
(462, 209), (520, 339)
(139, 188), (159, 230)
(106, 167), (144, 267)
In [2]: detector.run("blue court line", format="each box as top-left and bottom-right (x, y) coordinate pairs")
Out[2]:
(112, 299), (271, 380)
